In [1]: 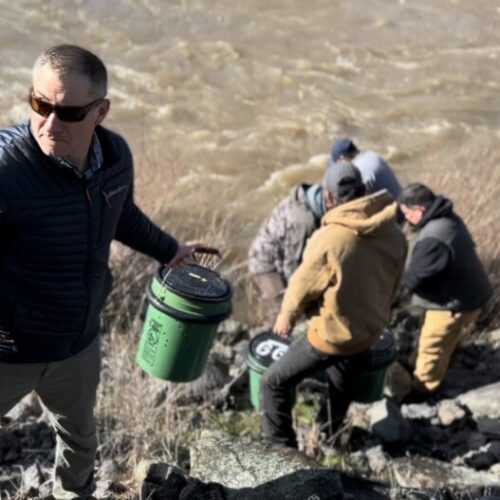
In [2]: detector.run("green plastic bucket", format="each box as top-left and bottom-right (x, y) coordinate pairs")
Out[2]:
(351, 329), (397, 403)
(245, 332), (292, 410)
(137, 264), (232, 382)
(245, 329), (396, 408)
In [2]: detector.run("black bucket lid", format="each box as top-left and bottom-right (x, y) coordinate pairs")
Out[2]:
(158, 264), (232, 302)
(247, 332), (291, 369)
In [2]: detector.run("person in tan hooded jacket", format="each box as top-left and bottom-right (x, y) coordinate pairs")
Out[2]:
(260, 162), (407, 448)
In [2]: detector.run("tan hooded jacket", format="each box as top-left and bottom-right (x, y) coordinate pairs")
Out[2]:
(280, 190), (407, 355)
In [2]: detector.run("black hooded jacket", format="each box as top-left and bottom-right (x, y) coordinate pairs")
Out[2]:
(402, 196), (492, 311)
(0, 122), (178, 362)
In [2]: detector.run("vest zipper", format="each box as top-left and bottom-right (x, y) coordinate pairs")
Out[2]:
(101, 189), (111, 207)
(72, 181), (94, 353)
(85, 187), (93, 206)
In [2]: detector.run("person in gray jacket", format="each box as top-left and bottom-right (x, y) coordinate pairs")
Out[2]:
(398, 183), (492, 400)
(248, 183), (325, 322)
(330, 138), (402, 198)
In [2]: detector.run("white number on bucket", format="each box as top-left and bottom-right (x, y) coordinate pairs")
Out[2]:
(255, 339), (289, 361)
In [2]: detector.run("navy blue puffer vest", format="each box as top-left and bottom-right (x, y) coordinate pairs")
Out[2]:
(0, 122), (178, 362)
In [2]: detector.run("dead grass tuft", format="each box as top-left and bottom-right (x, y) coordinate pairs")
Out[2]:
(93, 142), (500, 492)
(417, 146), (500, 328)
(6, 142), (495, 497)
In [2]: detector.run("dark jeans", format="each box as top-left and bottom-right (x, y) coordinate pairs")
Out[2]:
(260, 336), (367, 447)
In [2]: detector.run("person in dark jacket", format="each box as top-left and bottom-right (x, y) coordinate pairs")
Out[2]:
(398, 183), (492, 400)
(0, 45), (198, 499)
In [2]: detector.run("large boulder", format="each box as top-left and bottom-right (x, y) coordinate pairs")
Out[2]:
(189, 430), (320, 488)
(141, 465), (348, 500)
(457, 382), (500, 420)
(392, 455), (500, 488)
(140, 432), (500, 499)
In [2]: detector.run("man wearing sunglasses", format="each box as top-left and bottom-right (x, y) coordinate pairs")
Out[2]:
(0, 45), (197, 499)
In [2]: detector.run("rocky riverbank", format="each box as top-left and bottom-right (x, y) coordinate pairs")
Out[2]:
(1, 316), (500, 499)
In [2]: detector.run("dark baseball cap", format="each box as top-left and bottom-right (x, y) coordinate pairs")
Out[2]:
(323, 162), (363, 198)
(330, 138), (358, 162)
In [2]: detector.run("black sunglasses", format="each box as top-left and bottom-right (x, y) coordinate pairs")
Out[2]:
(28, 90), (104, 123)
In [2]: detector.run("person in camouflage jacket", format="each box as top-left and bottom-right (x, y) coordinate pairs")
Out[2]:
(248, 183), (324, 322)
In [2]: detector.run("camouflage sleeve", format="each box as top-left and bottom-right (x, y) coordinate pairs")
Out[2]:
(249, 192), (318, 283)
(281, 204), (317, 282)
(248, 199), (289, 278)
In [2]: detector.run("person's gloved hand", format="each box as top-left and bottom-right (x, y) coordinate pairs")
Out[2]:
(273, 313), (293, 338)
(167, 241), (200, 268)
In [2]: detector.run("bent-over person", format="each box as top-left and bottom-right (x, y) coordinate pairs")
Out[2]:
(259, 163), (407, 447)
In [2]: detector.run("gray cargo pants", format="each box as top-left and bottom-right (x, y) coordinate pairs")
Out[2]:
(0, 337), (101, 499)
(260, 336), (367, 448)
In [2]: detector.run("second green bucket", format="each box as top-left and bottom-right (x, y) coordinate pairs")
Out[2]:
(246, 332), (292, 410)
(245, 329), (396, 408)
(137, 264), (232, 382)
(350, 329), (397, 403)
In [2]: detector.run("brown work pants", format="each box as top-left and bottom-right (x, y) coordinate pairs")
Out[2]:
(413, 309), (480, 392)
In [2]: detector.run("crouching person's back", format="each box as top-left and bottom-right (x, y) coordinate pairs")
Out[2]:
(260, 162), (407, 448)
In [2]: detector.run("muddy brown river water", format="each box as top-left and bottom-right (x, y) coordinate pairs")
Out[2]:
(1, 0), (499, 266)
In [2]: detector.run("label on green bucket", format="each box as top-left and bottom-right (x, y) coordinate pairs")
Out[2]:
(141, 317), (162, 367)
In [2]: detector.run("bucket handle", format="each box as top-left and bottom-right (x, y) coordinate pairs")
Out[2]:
(193, 246), (221, 256)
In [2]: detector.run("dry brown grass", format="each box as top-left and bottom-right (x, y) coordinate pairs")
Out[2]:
(96, 232), (243, 494)
(3, 141), (492, 499)
(92, 141), (500, 493)
(68, 143), (236, 493)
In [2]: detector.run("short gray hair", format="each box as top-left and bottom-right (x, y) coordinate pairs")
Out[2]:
(33, 44), (107, 97)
